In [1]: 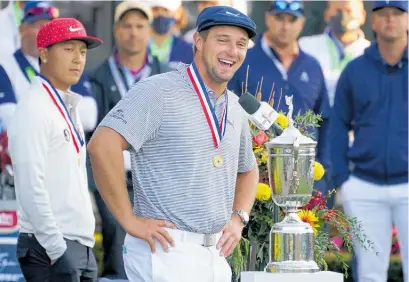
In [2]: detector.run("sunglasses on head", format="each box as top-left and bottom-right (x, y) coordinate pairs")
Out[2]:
(25, 6), (59, 20)
(272, 1), (303, 12)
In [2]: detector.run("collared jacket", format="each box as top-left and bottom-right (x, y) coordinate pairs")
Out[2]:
(331, 42), (408, 187)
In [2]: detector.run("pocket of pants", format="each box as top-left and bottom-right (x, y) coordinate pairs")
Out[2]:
(123, 234), (154, 282)
(16, 247), (29, 264)
(17, 235), (50, 266)
(16, 235), (30, 261)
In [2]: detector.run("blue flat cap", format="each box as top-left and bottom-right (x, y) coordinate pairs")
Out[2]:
(196, 6), (257, 38)
(373, 1), (408, 12)
(269, 0), (304, 18)
(22, 1), (59, 24)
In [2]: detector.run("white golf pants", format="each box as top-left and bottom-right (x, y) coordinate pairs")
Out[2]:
(342, 176), (408, 282)
(123, 228), (232, 282)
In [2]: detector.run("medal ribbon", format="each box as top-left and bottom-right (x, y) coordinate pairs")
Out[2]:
(38, 75), (84, 153)
(108, 55), (152, 98)
(186, 63), (228, 148)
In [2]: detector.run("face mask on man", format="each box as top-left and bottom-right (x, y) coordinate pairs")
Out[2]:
(329, 10), (361, 34)
(152, 16), (176, 35)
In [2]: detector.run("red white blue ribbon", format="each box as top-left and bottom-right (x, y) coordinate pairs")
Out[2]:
(186, 63), (228, 148)
(39, 75), (84, 153)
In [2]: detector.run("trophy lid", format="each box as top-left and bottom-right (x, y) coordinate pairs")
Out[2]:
(265, 124), (317, 147)
(265, 95), (317, 147)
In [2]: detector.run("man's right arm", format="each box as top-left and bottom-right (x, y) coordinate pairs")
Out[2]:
(330, 66), (354, 188)
(87, 80), (175, 252)
(8, 106), (67, 261)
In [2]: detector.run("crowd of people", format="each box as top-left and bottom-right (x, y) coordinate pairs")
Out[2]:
(0, 0), (407, 282)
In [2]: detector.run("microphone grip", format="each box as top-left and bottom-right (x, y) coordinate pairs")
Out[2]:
(270, 123), (283, 136)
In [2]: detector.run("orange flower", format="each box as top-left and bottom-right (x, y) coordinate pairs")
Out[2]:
(298, 209), (320, 234)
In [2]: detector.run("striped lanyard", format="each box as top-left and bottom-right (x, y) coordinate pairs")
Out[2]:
(108, 55), (151, 97)
(186, 63), (228, 148)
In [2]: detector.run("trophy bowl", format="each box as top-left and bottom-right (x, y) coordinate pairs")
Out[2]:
(263, 98), (320, 273)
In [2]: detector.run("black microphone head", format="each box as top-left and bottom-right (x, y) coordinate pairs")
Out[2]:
(238, 92), (261, 115)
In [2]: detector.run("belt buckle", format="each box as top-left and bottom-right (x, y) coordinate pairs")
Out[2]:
(203, 234), (217, 247)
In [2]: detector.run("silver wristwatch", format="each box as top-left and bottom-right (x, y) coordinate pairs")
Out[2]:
(232, 210), (249, 226)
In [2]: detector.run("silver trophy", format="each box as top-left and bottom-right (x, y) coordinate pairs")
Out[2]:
(264, 96), (320, 273)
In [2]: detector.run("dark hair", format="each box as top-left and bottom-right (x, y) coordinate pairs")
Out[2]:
(193, 29), (210, 54)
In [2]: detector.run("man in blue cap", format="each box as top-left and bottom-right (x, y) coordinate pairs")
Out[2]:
(88, 5), (258, 282)
(331, 1), (408, 281)
(228, 1), (332, 204)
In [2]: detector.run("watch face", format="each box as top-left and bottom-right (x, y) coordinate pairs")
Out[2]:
(242, 211), (249, 223)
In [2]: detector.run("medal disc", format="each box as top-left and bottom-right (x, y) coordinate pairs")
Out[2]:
(213, 155), (224, 168)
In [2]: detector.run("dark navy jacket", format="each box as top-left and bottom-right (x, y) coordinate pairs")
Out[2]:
(168, 36), (194, 68)
(331, 42), (408, 187)
(228, 35), (331, 190)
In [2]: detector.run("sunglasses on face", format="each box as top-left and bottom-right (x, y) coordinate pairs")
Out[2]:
(272, 1), (304, 13)
(25, 6), (59, 20)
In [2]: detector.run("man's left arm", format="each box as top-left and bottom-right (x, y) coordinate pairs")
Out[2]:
(217, 115), (259, 257)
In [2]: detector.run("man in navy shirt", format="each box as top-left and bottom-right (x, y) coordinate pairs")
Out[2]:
(331, 1), (408, 281)
(228, 0), (331, 196)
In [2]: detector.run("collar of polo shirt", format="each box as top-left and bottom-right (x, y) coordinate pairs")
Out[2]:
(57, 89), (82, 109)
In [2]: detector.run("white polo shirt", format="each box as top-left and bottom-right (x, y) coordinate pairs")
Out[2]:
(299, 31), (370, 106)
(8, 76), (95, 261)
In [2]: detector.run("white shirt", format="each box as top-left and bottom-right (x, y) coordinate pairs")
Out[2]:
(0, 51), (98, 131)
(299, 31), (370, 106)
(8, 76), (95, 261)
(0, 1), (21, 55)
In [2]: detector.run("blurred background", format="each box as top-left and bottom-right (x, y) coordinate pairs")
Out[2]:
(0, 1), (376, 71)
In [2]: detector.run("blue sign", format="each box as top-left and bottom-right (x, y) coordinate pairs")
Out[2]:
(0, 240), (24, 282)
(0, 199), (24, 281)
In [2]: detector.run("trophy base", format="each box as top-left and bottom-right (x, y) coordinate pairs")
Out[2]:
(266, 210), (319, 274)
(265, 260), (320, 273)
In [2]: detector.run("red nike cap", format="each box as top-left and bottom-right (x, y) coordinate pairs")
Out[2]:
(37, 18), (103, 49)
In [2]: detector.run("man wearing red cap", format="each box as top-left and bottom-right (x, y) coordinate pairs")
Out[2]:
(0, 1), (97, 131)
(7, 18), (103, 281)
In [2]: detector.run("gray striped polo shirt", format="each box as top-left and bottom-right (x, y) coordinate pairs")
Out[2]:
(99, 63), (256, 234)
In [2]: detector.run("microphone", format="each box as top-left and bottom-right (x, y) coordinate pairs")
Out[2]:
(238, 92), (284, 135)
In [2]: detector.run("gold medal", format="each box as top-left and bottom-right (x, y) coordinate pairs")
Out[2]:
(213, 155), (224, 168)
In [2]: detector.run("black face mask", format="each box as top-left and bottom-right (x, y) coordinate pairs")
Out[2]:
(329, 10), (361, 34)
